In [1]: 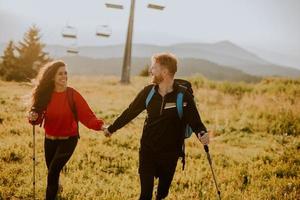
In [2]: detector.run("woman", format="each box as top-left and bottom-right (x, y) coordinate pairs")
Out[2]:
(28, 60), (104, 200)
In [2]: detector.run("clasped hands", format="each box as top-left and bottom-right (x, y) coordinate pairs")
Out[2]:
(102, 125), (210, 145)
(101, 124), (112, 137)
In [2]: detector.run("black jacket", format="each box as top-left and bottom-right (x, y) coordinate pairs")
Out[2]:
(108, 82), (207, 156)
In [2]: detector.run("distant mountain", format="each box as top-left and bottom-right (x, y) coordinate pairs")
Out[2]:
(244, 46), (300, 69)
(41, 41), (300, 78)
(61, 56), (260, 82)
(1, 41), (300, 78)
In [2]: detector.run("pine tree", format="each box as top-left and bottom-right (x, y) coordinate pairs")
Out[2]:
(15, 25), (51, 81)
(0, 40), (20, 81)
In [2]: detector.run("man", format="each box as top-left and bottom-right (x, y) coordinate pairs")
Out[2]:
(104, 53), (209, 200)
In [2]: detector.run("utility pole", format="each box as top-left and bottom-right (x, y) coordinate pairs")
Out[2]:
(106, 1), (165, 84)
(121, 0), (135, 84)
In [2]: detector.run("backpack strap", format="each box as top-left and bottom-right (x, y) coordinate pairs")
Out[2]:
(145, 86), (155, 107)
(176, 85), (187, 119)
(182, 144), (186, 170)
(66, 87), (79, 136)
(66, 87), (77, 121)
(176, 85), (189, 170)
(176, 92), (184, 119)
(39, 111), (45, 127)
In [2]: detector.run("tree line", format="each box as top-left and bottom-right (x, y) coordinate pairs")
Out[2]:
(0, 25), (51, 82)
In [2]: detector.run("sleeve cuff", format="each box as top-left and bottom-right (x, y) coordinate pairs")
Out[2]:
(107, 126), (115, 134)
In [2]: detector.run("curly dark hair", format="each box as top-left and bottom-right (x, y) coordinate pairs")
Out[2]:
(30, 60), (66, 112)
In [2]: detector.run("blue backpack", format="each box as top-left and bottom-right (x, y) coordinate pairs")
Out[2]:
(145, 79), (194, 138)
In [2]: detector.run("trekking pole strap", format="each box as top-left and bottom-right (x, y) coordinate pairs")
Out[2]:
(204, 145), (209, 152)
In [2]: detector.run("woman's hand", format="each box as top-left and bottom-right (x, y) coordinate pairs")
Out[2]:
(28, 111), (39, 122)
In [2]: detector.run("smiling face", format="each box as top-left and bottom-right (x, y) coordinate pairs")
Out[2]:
(54, 66), (68, 89)
(149, 61), (165, 84)
(149, 53), (177, 84)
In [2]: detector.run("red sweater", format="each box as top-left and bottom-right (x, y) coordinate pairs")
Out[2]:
(31, 88), (103, 137)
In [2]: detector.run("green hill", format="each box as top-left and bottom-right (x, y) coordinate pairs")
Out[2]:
(61, 56), (261, 82)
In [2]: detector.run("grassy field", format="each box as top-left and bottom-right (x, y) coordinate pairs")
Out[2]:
(0, 75), (299, 200)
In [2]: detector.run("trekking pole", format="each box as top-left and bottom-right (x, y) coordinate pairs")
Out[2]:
(32, 125), (36, 199)
(203, 145), (221, 200)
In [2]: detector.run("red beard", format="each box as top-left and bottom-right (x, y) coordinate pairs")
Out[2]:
(151, 74), (164, 84)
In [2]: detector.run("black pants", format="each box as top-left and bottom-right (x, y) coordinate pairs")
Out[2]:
(44, 136), (78, 200)
(139, 151), (179, 200)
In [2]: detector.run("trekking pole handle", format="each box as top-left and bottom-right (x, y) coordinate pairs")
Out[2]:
(199, 131), (209, 153)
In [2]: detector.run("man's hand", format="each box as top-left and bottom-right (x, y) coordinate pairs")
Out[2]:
(102, 125), (112, 137)
(197, 131), (209, 145)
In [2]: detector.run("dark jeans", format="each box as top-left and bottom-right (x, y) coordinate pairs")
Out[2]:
(138, 151), (179, 200)
(44, 136), (78, 200)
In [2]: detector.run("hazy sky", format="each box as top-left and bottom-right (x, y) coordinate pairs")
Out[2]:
(1, 0), (300, 56)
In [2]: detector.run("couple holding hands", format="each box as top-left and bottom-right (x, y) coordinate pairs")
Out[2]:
(28, 52), (209, 200)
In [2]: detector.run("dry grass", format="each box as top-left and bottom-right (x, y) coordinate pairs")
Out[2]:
(0, 75), (299, 199)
